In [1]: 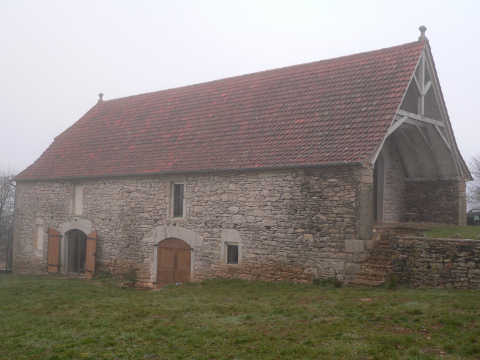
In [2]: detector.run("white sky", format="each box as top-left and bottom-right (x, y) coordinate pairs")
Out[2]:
(1, 0), (479, 173)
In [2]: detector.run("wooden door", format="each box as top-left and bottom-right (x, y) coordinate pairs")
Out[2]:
(157, 247), (176, 284)
(85, 231), (97, 278)
(47, 228), (61, 273)
(157, 238), (191, 285)
(174, 247), (191, 283)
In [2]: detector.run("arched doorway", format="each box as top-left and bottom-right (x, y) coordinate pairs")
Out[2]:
(65, 229), (87, 273)
(157, 238), (191, 286)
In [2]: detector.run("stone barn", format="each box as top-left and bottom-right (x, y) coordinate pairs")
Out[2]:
(13, 28), (471, 286)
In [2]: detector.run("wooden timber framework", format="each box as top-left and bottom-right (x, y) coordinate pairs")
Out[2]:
(374, 29), (470, 181)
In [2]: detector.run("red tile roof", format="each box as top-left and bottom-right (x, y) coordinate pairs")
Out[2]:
(17, 41), (425, 181)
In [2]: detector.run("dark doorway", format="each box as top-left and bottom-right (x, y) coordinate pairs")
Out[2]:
(65, 229), (87, 273)
(157, 238), (191, 286)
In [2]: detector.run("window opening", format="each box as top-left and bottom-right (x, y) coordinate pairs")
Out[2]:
(227, 244), (239, 264)
(172, 184), (184, 218)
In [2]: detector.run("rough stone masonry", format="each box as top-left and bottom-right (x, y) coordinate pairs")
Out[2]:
(391, 236), (480, 288)
(13, 165), (376, 286)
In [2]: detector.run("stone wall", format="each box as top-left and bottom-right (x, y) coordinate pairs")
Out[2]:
(392, 236), (480, 288)
(381, 139), (407, 223)
(405, 180), (467, 225)
(13, 182), (71, 273)
(13, 165), (368, 285)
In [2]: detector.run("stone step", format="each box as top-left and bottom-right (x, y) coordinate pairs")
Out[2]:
(360, 269), (391, 273)
(361, 259), (393, 265)
(362, 260), (391, 266)
(359, 265), (390, 271)
(359, 266), (392, 273)
(355, 223), (428, 286)
(349, 278), (385, 286)
(355, 275), (387, 282)
(369, 246), (392, 251)
(358, 272), (391, 280)
(363, 254), (392, 260)
(356, 272), (388, 278)
(360, 260), (392, 267)
(371, 243), (392, 248)
(351, 229), (396, 286)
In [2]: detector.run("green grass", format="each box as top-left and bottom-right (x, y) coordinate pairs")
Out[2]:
(424, 225), (480, 240)
(1, 276), (480, 359)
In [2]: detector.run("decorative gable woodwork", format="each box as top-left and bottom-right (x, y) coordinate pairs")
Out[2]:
(381, 39), (471, 181)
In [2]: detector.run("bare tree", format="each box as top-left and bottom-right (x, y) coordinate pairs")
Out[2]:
(0, 172), (15, 271)
(468, 156), (480, 208)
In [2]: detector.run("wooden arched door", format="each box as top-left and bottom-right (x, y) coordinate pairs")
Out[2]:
(157, 238), (191, 286)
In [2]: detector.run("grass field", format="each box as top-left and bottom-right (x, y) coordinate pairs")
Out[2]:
(1, 275), (480, 359)
(424, 225), (480, 240)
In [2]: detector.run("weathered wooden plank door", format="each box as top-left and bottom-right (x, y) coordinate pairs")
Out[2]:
(174, 247), (191, 283)
(157, 238), (191, 286)
(157, 247), (176, 284)
(47, 228), (61, 273)
(85, 231), (97, 278)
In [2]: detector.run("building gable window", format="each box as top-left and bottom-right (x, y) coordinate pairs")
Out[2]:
(172, 183), (184, 218)
(226, 244), (239, 264)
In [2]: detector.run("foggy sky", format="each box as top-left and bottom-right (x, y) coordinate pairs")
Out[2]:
(1, 0), (479, 174)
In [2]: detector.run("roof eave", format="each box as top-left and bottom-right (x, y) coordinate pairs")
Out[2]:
(15, 161), (364, 183)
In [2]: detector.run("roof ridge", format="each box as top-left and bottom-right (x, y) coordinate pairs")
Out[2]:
(102, 40), (423, 105)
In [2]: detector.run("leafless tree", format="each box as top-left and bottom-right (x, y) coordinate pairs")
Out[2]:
(468, 156), (480, 208)
(0, 172), (15, 270)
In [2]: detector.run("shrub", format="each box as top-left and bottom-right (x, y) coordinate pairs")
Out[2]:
(384, 273), (400, 289)
(121, 268), (138, 288)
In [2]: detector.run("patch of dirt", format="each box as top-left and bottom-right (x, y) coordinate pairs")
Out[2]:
(359, 298), (373, 302)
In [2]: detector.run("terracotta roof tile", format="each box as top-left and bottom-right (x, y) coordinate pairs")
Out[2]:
(17, 41), (424, 180)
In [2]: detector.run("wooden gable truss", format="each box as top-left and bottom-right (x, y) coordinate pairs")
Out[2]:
(375, 39), (472, 181)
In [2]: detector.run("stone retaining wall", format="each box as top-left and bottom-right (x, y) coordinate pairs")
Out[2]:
(392, 236), (480, 288)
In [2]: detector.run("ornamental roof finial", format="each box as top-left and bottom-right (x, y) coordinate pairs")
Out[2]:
(419, 25), (427, 40)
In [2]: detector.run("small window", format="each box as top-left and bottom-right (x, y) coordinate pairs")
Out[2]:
(227, 244), (239, 264)
(172, 183), (184, 218)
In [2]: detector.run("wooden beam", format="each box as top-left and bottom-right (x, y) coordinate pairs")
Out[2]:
(403, 117), (453, 176)
(404, 118), (425, 127)
(419, 55), (426, 116)
(423, 81), (432, 96)
(434, 125), (452, 151)
(422, 49), (465, 179)
(398, 126), (440, 179)
(397, 109), (445, 127)
(398, 126), (417, 149)
(386, 116), (408, 136)
(413, 74), (422, 93)
(413, 123), (433, 151)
